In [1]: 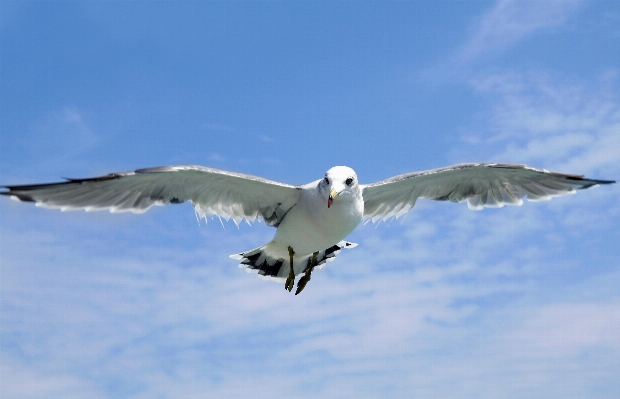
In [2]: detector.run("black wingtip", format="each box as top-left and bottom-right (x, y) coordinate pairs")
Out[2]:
(576, 178), (616, 189)
(0, 189), (36, 202)
(0, 174), (120, 194)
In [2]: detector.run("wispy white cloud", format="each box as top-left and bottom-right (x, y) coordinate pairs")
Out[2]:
(460, 70), (620, 177)
(507, 303), (620, 355)
(459, 0), (581, 62)
(0, 363), (105, 399)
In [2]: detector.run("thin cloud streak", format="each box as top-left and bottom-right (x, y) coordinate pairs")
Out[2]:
(459, 0), (581, 62)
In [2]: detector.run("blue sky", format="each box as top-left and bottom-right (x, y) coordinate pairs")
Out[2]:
(1, 1), (619, 398)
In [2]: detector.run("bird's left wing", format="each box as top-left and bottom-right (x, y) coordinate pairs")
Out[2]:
(362, 163), (615, 223)
(2, 165), (300, 227)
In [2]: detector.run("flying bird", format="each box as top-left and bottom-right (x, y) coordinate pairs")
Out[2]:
(2, 163), (614, 294)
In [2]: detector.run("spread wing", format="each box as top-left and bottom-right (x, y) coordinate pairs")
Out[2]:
(362, 163), (615, 223)
(2, 165), (300, 227)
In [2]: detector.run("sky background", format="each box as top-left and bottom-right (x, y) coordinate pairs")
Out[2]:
(1, 1), (619, 398)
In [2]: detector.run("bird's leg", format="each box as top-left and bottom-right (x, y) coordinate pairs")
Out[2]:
(285, 246), (295, 292)
(295, 251), (319, 295)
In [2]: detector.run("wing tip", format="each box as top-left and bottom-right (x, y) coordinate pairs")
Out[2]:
(544, 172), (615, 187)
(577, 178), (616, 189)
(1, 190), (36, 203)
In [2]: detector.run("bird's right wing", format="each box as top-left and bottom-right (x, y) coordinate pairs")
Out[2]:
(3, 165), (301, 227)
(362, 163), (615, 223)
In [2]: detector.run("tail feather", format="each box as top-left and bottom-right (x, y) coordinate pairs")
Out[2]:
(230, 241), (357, 281)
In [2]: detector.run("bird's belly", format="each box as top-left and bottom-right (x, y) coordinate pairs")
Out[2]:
(273, 203), (361, 255)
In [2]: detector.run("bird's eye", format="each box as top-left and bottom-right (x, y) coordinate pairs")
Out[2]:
(346, 177), (353, 186)
(324, 177), (329, 185)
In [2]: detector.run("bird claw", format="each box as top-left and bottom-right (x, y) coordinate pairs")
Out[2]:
(295, 272), (311, 295)
(285, 246), (295, 292)
(295, 251), (318, 295)
(285, 273), (295, 292)
(284, 248), (318, 295)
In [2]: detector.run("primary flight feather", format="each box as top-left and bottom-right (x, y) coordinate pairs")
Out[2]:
(3, 163), (614, 294)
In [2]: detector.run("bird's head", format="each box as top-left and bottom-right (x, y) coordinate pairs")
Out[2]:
(320, 166), (359, 208)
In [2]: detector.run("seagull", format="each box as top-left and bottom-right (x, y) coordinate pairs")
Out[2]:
(2, 163), (614, 294)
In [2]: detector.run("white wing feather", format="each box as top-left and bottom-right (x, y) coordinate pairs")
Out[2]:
(362, 163), (614, 223)
(4, 165), (300, 227)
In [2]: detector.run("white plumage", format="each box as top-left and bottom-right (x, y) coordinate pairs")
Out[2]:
(3, 163), (614, 293)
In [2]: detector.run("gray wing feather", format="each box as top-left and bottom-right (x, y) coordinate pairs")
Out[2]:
(3, 165), (300, 227)
(362, 163), (615, 223)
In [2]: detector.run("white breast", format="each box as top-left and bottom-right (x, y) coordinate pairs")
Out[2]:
(273, 183), (363, 255)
